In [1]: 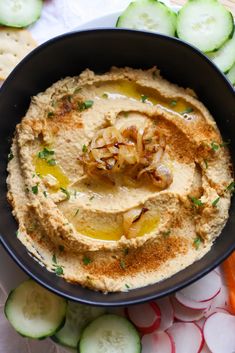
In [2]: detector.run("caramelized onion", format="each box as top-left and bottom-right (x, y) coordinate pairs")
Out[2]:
(123, 207), (149, 238)
(123, 208), (142, 238)
(150, 164), (173, 189)
(79, 121), (173, 190)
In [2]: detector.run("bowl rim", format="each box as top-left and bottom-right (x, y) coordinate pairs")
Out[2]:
(0, 28), (234, 306)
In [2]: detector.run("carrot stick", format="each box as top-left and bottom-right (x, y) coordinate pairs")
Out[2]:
(222, 251), (235, 314)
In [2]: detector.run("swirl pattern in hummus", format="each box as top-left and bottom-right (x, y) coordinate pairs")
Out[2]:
(7, 67), (233, 292)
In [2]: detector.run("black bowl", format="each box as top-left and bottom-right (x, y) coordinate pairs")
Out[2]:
(0, 29), (234, 306)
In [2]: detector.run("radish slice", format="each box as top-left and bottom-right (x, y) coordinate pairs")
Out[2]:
(203, 312), (235, 353)
(125, 302), (161, 334)
(214, 266), (226, 286)
(167, 322), (204, 353)
(142, 331), (175, 353)
(205, 305), (229, 318)
(171, 296), (204, 322)
(175, 292), (211, 310)
(155, 297), (174, 331)
(179, 271), (221, 302)
(205, 285), (229, 317)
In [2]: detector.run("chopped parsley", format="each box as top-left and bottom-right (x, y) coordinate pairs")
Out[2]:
(52, 254), (57, 264)
(212, 197), (220, 207)
(189, 196), (204, 207)
(220, 140), (230, 147)
(78, 100), (94, 111)
(193, 236), (202, 250)
(141, 94), (148, 103)
(43, 191), (48, 198)
(162, 230), (171, 238)
(102, 93), (108, 99)
(74, 87), (81, 94)
(89, 195), (95, 201)
(32, 184), (39, 195)
(52, 255), (64, 275)
(82, 144), (88, 153)
(51, 100), (57, 108)
(210, 140), (229, 152)
(170, 100), (177, 107)
(16, 230), (19, 237)
(123, 248), (129, 256)
(84, 100), (94, 109)
(47, 111), (54, 118)
(211, 141), (220, 152)
(181, 107), (194, 115)
(226, 181), (235, 192)
(204, 159), (208, 169)
(120, 259), (126, 270)
(38, 147), (54, 160)
(55, 266), (64, 276)
(74, 208), (79, 216)
(8, 151), (14, 161)
(83, 256), (92, 265)
(125, 284), (130, 289)
(60, 187), (70, 200)
(47, 158), (56, 166)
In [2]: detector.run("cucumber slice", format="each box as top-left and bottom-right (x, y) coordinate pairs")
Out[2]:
(116, 0), (177, 36)
(4, 279), (67, 339)
(176, 0), (234, 52)
(52, 302), (106, 348)
(0, 0), (43, 28)
(227, 63), (235, 85)
(79, 314), (141, 353)
(207, 30), (235, 73)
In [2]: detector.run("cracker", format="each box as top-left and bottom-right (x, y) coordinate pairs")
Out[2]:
(0, 27), (37, 80)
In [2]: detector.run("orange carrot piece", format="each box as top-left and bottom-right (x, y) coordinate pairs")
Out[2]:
(222, 252), (235, 314)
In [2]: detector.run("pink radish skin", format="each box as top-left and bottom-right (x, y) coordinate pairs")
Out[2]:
(142, 331), (175, 353)
(171, 296), (204, 322)
(202, 309), (230, 334)
(204, 305), (229, 318)
(167, 322), (204, 353)
(203, 312), (235, 353)
(125, 302), (161, 334)
(175, 292), (211, 310)
(204, 285), (229, 317)
(155, 297), (174, 331)
(195, 317), (206, 329)
(200, 344), (212, 353)
(166, 331), (176, 353)
(178, 271), (221, 303)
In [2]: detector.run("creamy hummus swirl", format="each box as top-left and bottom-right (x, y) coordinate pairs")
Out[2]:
(7, 67), (233, 292)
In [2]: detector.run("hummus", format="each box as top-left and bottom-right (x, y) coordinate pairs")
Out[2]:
(7, 67), (233, 292)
